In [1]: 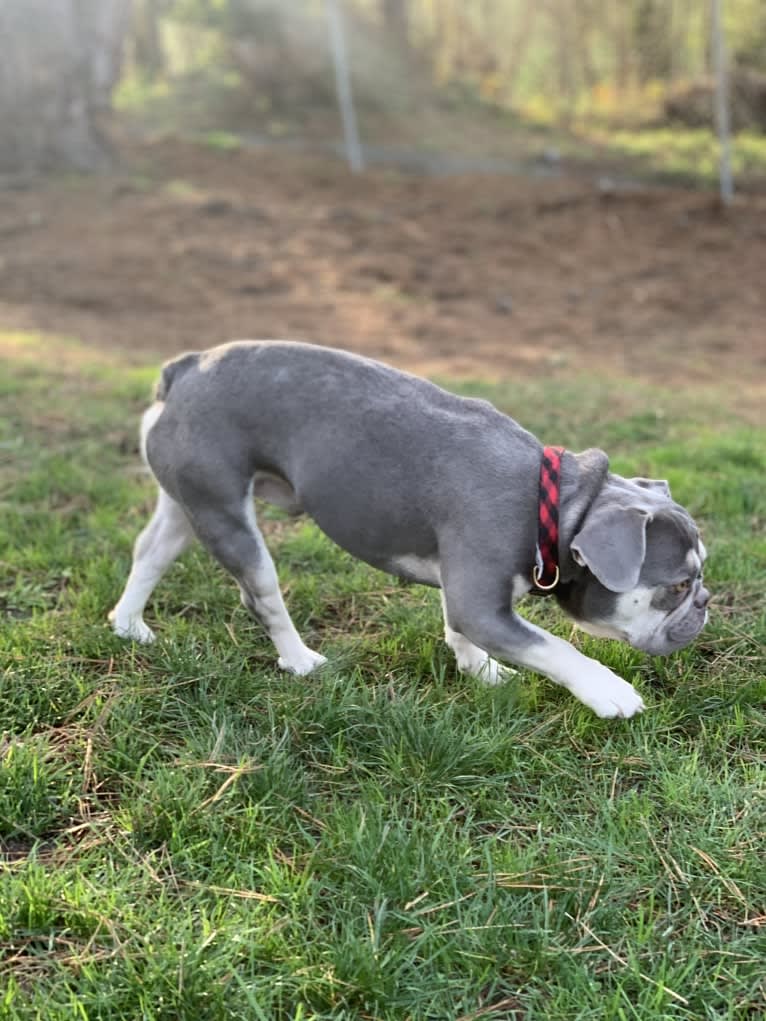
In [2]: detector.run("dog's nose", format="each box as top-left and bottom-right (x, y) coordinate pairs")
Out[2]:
(694, 586), (710, 610)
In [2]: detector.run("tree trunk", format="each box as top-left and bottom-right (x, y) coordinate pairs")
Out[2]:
(553, 0), (577, 120)
(504, 0), (539, 102)
(0, 0), (132, 174)
(131, 0), (167, 81)
(633, 0), (674, 83)
(612, 2), (633, 92)
(381, 0), (409, 46)
(571, 0), (600, 92)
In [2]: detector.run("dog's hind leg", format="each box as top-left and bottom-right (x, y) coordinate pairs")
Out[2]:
(110, 487), (196, 643)
(181, 481), (326, 676)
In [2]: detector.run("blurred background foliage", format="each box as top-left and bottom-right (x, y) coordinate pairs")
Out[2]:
(1, 1), (765, 182)
(106, 0), (766, 189)
(123, 0), (766, 129)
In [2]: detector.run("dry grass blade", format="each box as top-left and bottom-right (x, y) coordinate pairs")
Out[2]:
(568, 915), (689, 1006)
(190, 762), (260, 814)
(455, 995), (526, 1021)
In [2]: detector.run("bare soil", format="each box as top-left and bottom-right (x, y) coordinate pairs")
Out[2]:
(1, 137), (764, 417)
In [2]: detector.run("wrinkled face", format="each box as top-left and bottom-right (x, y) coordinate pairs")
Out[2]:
(557, 510), (710, 656)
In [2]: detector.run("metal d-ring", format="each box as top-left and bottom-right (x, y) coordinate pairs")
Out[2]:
(532, 564), (560, 591)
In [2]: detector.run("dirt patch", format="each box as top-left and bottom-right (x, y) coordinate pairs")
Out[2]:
(1, 137), (764, 417)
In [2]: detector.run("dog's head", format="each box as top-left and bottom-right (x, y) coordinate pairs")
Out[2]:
(556, 474), (709, 655)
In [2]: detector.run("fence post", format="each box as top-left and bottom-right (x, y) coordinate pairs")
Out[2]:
(710, 0), (734, 204)
(326, 0), (364, 173)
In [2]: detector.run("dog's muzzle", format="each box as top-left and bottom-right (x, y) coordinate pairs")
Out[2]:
(639, 581), (710, 655)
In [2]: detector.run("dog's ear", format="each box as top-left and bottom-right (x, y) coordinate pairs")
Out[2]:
(571, 506), (652, 592)
(630, 477), (671, 499)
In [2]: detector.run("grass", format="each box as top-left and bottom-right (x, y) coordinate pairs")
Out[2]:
(1, 331), (764, 1019)
(584, 127), (766, 188)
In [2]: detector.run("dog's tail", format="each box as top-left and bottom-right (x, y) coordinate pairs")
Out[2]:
(154, 351), (200, 401)
(139, 351), (199, 469)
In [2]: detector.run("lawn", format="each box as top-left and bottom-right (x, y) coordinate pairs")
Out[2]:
(1, 332), (764, 1019)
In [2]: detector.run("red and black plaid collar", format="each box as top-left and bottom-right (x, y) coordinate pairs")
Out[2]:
(533, 445), (565, 592)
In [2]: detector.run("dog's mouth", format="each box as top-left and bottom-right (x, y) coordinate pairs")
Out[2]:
(558, 573), (710, 657)
(575, 592), (709, 656)
(667, 605), (709, 647)
(632, 603), (708, 656)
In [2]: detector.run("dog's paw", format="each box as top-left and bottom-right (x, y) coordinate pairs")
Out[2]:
(578, 674), (645, 719)
(278, 648), (327, 676)
(472, 656), (516, 687)
(109, 611), (156, 644)
(450, 636), (516, 686)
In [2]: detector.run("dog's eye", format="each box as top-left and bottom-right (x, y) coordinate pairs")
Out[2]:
(672, 580), (691, 594)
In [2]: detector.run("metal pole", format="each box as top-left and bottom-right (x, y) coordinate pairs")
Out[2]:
(711, 0), (733, 204)
(326, 0), (364, 173)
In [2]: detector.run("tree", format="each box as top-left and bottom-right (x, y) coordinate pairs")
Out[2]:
(0, 0), (132, 174)
(131, 0), (170, 81)
(633, 0), (674, 83)
(381, 0), (409, 44)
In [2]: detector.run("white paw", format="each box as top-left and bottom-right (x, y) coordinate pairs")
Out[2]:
(277, 648), (327, 676)
(109, 610), (156, 644)
(576, 673), (645, 719)
(464, 655), (516, 687)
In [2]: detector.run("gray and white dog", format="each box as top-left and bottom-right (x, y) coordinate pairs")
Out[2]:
(110, 341), (709, 718)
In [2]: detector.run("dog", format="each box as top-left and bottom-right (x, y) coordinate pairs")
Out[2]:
(110, 341), (709, 718)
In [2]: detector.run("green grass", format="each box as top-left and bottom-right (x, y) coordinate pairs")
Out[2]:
(1, 332), (764, 1020)
(587, 127), (766, 187)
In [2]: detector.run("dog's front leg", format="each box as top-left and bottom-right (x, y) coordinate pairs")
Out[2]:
(443, 577), (644, 718)
(440, 592), (512, 686)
